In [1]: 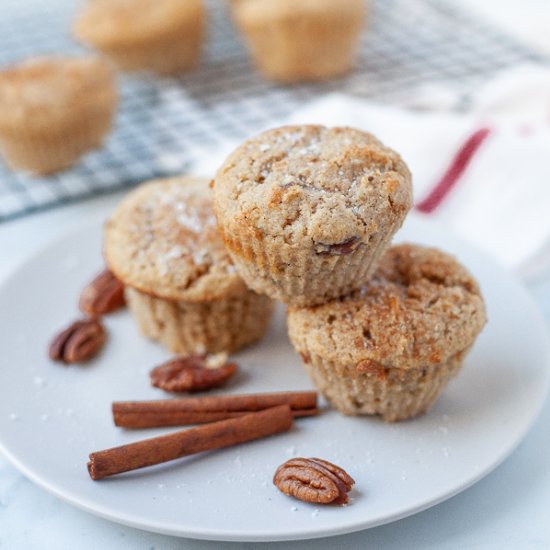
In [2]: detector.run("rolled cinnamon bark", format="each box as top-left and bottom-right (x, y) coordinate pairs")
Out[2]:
(112, 391), (317, 429)
(114, 407), (317, 428)
(88, 404), (293, 480)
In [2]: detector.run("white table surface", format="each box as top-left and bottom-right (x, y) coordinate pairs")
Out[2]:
(2, 2), (550, 547)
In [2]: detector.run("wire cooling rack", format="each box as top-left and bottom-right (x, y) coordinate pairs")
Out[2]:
(0, 0), (545, 222)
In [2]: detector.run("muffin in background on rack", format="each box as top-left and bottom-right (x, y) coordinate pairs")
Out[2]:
(73, 0), (205, 75)
(104, 176), (274, 355)
(230, 0), (366, 82)
(287, 244), (487, 421)
(0, 56), (116, 175)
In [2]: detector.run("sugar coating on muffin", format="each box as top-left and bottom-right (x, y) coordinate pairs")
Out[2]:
(213, 125), (413, 306)
(231, 0), (366, 82)
(287, 244), (487, 421)
(104, 176), (274, 354)
(0, 56), (116, 174)
(73, 0), (205, 75)
(104, 177), (248, 303)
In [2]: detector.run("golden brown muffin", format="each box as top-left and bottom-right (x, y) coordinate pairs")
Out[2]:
(287, 244), (487, 421)
(0, 56), (116, 175)
(213, 125), (412, 307)
(231, 0), (366, 82)
(73, 0), (205, 75)
(104, 176), (274, 354)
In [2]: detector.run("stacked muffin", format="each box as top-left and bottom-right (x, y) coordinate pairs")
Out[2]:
(212, 124), (487, 421)
(104, 176), (274, 355)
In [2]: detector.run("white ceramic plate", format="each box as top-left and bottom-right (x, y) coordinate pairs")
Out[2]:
(0, 215), (548, 542)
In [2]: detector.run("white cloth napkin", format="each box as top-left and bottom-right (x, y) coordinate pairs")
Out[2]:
(193, 64), (550, 280)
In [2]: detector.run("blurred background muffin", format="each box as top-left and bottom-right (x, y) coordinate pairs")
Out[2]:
(73, 0), (205, 75)
(230, 0), (366, 82)
(0, 55), (117, 175)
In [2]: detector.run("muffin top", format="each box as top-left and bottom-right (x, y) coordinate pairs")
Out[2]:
(0, 56), (116, 128)
(214, 125), (412, 256)
(232, 0), (365, 22)
(74, 0), (204, 46)
(104, 177), (248, 302)
(287, 244), (487, 370)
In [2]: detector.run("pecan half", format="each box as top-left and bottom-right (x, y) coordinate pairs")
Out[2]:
(273, 457), (355, 505)
(150, 355), (238, 393)
(49, 318), (107, 364)
(79, 269), (125, 316)
(314, 236), (361, 256)
(356, 359), (387, 381)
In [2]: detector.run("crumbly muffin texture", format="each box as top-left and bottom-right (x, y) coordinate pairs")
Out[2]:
(213, 125), (412, 305)
(104, 177), (247, 302)
(287, 244), (487, 420)
(289, 244), (486, 368)
(215, 126), (412, 247)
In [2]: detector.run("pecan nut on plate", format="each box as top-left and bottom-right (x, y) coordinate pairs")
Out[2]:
(79, 269), (125, 316)
(150, 354), (238, 393)
(273, 457), (355, 505)
(49, 318), (107, 364)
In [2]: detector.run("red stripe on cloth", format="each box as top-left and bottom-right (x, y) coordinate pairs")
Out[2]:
(415, 127), (492, 214)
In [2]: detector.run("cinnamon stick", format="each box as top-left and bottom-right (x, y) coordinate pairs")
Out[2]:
(88, 404), (293, 480)
(112, 391), (317, 428)
(114, 407), (318, 429)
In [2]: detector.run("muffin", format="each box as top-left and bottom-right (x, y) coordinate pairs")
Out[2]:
(213, 125), (412, 307)
(287, 244), (487, 421)
(104, 176), (274, 354)
(0, 56), (116, 175)
(73, 0), (205, 75)
(231, 0), (365, 82)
